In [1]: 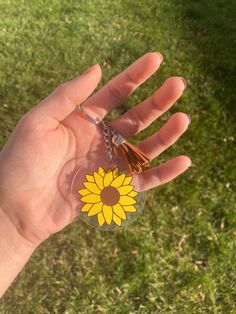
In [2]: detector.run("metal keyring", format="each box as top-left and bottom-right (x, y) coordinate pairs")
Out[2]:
(77, 104), (100, 125)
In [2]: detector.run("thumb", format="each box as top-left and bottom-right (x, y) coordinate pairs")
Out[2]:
(31, 64), (102, 128)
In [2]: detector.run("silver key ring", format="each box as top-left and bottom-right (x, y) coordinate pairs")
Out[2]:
(77, 104), (100, 125)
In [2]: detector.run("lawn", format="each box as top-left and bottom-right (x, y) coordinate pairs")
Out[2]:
(0, 0), (236, 313)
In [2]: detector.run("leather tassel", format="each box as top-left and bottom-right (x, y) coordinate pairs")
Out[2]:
(112, 134), (150, 174)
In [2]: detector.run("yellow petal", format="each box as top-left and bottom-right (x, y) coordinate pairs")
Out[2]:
(98, 212), (105, 226)
(123, 176), (132, 185)
(81, 194), (101, 203)
(113, 214), (121, 226)
(98, 167), (105, 177)
(113, 203), (126, 220)
(128, 190), (138, 197)
(113, 167), (119, 178)
(117, 185), (134, 195)
(86, 175), (94, 182)
(78, 189), (90, 196)
(88, 202), (103, 216)
(84, 182), (101, 194)
(81, 203), (93, 212)
(102, 204), (113, 225)
(123, 205), (137, 212)
(94, 172), (104, 190)
(110, 173), (126, 188)
(104, 169), (113, 187)
(119, 195), (136, 205)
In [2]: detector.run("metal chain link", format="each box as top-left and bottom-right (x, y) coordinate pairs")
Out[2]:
(100, 121), (115, 161)
(77, 104), (117, 162)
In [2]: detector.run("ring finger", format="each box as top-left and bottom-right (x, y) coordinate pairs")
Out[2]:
(139, 155), (191, 191)
(137, 112), (191, 160)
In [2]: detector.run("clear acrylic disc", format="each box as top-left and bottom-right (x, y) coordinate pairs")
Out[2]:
(60, 154), (146, 231)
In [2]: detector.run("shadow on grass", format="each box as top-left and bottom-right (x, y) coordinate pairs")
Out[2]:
(178, 0), (236, 122)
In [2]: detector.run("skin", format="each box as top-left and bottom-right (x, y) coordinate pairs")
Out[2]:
(0, 52), (191, 297)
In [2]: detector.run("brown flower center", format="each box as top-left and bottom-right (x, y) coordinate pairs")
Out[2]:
(100, 186), (120, 206)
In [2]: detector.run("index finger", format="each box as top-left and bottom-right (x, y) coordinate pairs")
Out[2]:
(82, 52), (163, 121)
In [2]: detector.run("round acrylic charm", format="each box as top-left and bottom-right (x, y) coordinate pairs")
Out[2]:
(68, 155), (146, 231)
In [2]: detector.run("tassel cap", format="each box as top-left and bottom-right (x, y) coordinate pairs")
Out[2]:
(112, 134), (126, 147)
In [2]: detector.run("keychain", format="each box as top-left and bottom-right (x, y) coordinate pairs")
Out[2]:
(67, 104), (151, 231)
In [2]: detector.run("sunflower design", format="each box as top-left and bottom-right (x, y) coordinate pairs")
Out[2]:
(78, 166), (138, 227)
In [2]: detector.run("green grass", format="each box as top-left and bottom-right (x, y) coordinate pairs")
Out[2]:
(1, 0), (236, 312)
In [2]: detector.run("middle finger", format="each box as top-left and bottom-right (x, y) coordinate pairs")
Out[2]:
(111, 76), (186, 138)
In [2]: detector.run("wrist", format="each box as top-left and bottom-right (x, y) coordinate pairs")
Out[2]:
(0, 206), (37, 297)
(0, 205), (37, 258)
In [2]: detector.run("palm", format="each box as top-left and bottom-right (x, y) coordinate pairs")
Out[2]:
(25, 116), (104, 238)
(55, 114), (105, 221)
(0, 53), (191, 245)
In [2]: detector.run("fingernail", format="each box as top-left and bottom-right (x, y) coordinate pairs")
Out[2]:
(188, 159), (192, 167)
(157, 52), (163, 63)
(81, 64), (98, 76)
(178, 77), (187, 90)
(186, 114), (191, 124)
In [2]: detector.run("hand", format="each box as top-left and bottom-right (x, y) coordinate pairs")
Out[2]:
(0, 52), (191, 247)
